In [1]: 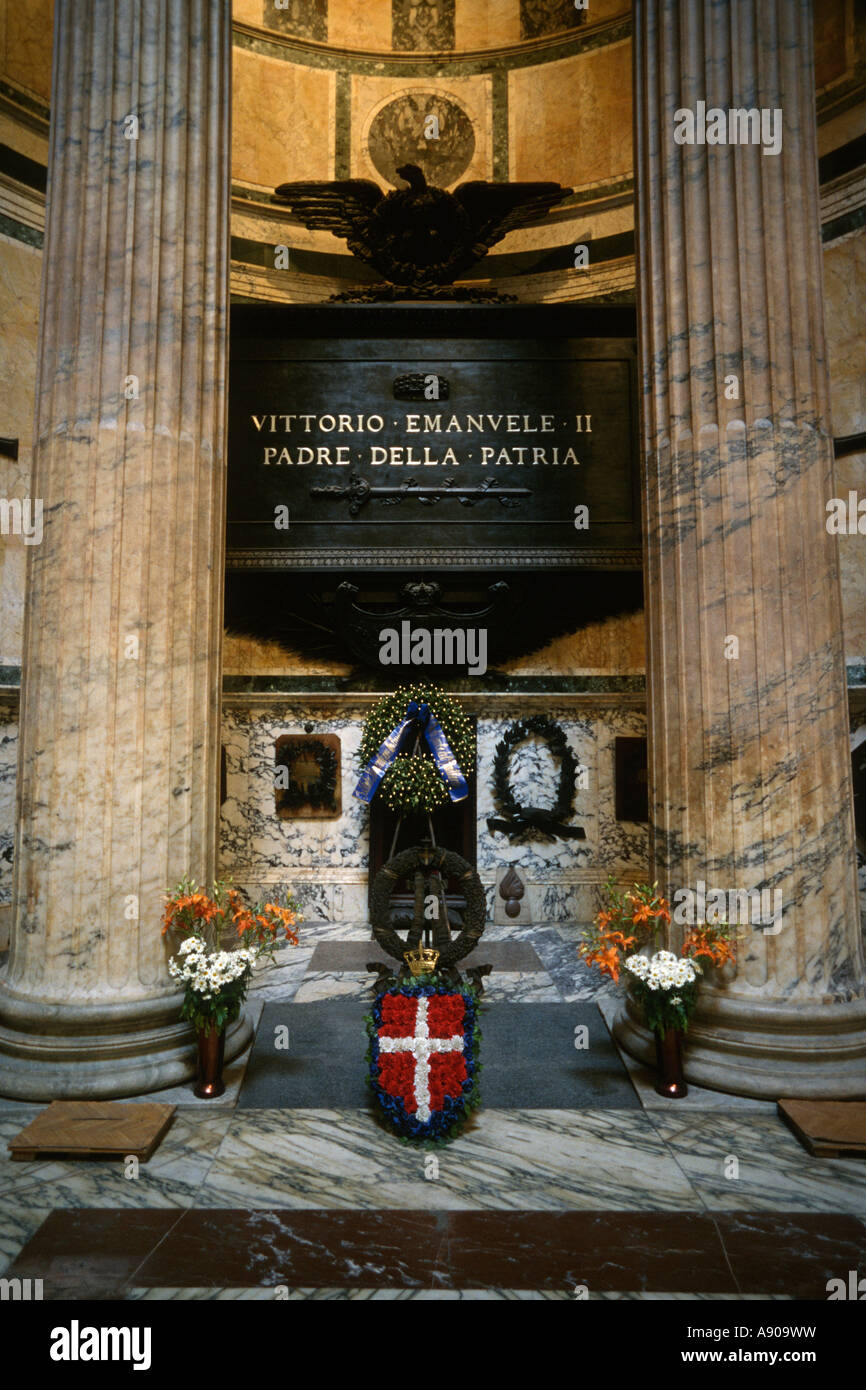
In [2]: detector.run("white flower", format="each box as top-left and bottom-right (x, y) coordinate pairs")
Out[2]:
(625, 954), (649, 978)
(627, 949), (700, 993)
(169, 942), (251, 994)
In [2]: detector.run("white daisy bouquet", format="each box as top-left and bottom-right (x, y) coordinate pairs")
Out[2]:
(623, 949), (702, 1035)
(168, 938), (259, 1033)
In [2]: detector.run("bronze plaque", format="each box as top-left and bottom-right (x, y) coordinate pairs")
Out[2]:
(275, 734), (342, 819)
(227, 304), (640, 573)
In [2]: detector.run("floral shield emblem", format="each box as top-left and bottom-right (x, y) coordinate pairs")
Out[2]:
(368, 984), (480, 1141)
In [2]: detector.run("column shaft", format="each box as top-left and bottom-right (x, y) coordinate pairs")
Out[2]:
(0, 0), (251, 1097)
(615, 0), (866, 1096)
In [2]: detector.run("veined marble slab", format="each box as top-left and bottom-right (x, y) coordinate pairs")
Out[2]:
(647, 1111), (866, 1216)
(0, 1109), (234, 1212)
(195, 1106), (699, 1213)
(218, 704), (650, 923)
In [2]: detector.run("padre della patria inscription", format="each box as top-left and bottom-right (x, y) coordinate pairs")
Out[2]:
(226, 306), (640, 573)
(367, 92), (475, 189)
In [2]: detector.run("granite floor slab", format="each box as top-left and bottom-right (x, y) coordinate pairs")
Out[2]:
(10, 1206), (863, 1298)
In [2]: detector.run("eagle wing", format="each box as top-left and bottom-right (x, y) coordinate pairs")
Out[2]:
(273, 179), (384, 238)
(453, 180), (573, 259)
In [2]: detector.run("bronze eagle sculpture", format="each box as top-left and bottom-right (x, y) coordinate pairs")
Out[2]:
(273, 163), (572, 300)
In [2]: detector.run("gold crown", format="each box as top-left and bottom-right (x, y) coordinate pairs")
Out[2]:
(404, 945), (440, 976)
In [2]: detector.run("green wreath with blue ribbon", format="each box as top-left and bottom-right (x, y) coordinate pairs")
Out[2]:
(354, 685), (475, 816)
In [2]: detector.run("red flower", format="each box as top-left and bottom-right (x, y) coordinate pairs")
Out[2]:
(377, 1053), (417, 1112)
(379, 994), (419, 1037)
(427, 995), (465, 1037)
(429, 1053), (467, 1107)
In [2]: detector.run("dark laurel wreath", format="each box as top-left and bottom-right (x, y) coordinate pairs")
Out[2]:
(488, 716), (586, 842)
(370, 845), (487, 967)
(277, 740), (338, 812)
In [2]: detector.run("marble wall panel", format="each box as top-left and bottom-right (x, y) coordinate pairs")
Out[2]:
(219, 700), (649, 923)
(0, 233), (41, 666)
(500, 610), (646, 677)
(813, 0), (850, 91)
(223, 630), (352, 676)
(232, 48), (334, 187)
(393, 0), (454, 52)
(519, 0), (587, 41)
(219, 705), (371, 920)
(266, 0), (327, 42)
(327, 0), (392, 51)
(1, 0), (54, 100)
(453, 0), (520, 50)
(823, 226), (866, 661)
(0, 110), (49, 164)
(239, 0), (630, 54)
(508, 42), (632, 189)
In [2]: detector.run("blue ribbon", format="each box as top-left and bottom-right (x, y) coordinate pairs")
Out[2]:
(354, 700), (468, 804)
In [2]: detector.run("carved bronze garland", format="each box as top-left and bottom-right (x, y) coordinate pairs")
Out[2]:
(488, 716), (586, 842)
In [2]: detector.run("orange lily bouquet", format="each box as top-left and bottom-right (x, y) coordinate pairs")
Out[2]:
(163, 877), (302, 1033)
(579, 878), (737, 986)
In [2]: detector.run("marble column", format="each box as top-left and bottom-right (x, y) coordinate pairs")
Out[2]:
(0, 0), (252, 1097)
(614, 0), (866, 1096)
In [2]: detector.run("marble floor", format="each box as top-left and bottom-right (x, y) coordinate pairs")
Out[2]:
(1, 919), (864, 1300)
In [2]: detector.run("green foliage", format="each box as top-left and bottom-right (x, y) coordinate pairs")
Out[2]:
(180, 973), (248, 1035)
(357, 684), (475, 816)
(628, 975), (701, 1036)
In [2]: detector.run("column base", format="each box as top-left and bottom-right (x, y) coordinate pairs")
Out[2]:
(0, 985), (254, 1100)
(612, 987), (866, 1100)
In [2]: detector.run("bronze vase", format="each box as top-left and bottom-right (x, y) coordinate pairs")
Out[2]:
(194, 1024), (226, 1099)
(654, 1026), (687, 1098)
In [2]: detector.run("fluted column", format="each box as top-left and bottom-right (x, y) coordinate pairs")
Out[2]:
(0, 0), (251, 1097)
(615, 0), (866, 1096)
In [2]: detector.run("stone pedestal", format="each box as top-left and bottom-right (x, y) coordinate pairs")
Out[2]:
(615, 0), (866, 1097)
(0, 0), (253, 1098)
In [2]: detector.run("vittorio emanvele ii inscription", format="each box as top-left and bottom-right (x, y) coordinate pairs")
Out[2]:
(252, 411), (588, 468)
(226, 306), (640, 572)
